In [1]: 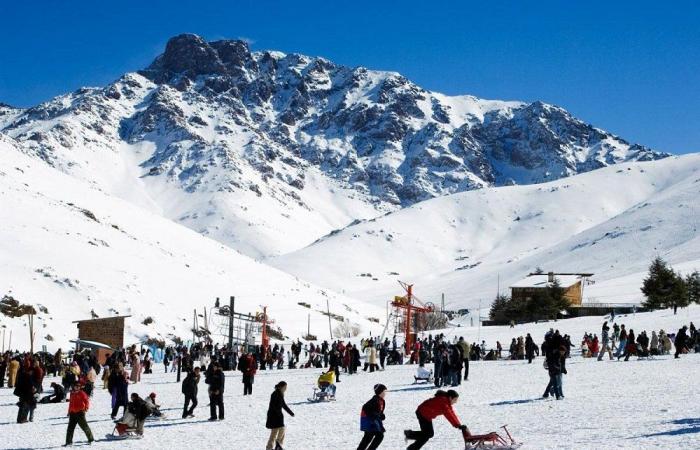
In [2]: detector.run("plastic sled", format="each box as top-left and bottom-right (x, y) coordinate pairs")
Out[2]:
(106, 412), (143, 440)
(463, 425), (522, 449)
(308, 386), (336, 402)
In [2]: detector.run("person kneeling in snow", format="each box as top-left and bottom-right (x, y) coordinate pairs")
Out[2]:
(317, 368), (337, 397)
(145, 392), (163, 417)
(127, 393), (150, 436)
(404, 390), (468, 450)
(41, 382), (66, 404)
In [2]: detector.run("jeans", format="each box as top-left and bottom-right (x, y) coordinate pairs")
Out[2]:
(615, 339), (626, 357)
(552, 374), (563, 398)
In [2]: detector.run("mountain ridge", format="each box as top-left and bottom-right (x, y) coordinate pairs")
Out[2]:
(0, 33), (669, 258)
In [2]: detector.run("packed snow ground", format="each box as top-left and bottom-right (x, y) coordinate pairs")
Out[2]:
(2, 307), (699, 450)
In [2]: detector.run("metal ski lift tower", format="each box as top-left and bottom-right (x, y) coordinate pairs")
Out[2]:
(383, 281), (434, 355)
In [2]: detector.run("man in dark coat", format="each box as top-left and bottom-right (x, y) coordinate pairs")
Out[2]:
(266, 381), (294, 450)
(675, 326), (688, 358)
(207, 362), (225, 420)
(525, 334), (536, 363)
(14, 360), (36, 423)
(128, 393), (149, 436)
(358, 384), (387, 450)
(182, 366), (200, 418)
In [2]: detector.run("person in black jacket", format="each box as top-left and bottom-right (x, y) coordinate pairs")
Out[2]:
(675, 326), (688, 358)
(128, 393), (149, 436)
(266, 381), (294, 450)
(207, 361), (225, 421)
(357, 384), (387, 450)
(14, 360), (36, 423)
(182, 366), (200, 418)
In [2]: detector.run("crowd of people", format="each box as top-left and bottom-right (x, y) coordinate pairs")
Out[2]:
(0, 314), (697, 448)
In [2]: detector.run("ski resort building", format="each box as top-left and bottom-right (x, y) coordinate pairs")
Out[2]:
(72, 315), (130, 363)
(510, 272), (593, 306)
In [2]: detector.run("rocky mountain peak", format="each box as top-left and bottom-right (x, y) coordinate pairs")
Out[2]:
(141, 34), (254, 83)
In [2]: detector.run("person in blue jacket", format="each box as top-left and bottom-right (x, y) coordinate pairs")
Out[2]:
(357, 384), (387, 450)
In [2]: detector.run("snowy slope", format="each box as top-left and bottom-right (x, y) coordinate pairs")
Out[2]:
(2, 307), (699, 450)
(0, 135), (385, 351)
(272, 155), (700, 309)
(0, 34), (667, 259)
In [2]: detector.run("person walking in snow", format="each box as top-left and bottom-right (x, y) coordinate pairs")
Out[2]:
(65, 383), (94, 446)
(207, 361), (225, 421)
(674, 326), (689, 358)
(598, 321), (613, 361)
(404, 390), (468, 450)
(182, 366), (200, 418)
(357, 384), (387, 450)
(614, 325), (627, 358)
(266, 381), (294, 450)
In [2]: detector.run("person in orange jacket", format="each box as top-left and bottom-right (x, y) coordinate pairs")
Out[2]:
(65, 383), (94, 446)
(404, 390), (468, 450)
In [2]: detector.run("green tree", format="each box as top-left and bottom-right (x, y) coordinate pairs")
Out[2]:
(641, 257), (687, 313)
(489, 294), (510, 322)
(687, 271), (700, 305)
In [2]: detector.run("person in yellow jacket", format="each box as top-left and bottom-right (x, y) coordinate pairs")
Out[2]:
(8, 357), (20, 388)
(317, 368), (336, 397)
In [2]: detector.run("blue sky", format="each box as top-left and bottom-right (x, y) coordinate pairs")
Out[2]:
(1, 1), (698, 154)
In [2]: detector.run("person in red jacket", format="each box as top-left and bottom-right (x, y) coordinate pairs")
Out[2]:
(65, 383), (94, 446)
(404, 390), (468, 450)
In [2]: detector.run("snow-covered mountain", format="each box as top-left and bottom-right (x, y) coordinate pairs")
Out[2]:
(0, 135), (385, 350)
(272, 155), (700, 309)
(0, 34), (668, 258)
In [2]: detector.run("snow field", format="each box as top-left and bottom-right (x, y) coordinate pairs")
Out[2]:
(2, 306), (699, 449)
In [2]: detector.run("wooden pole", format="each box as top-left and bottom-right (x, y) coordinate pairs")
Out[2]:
(29, 314), (34, 354)
(228, 296), (235, 348)
(326, 299), (333, 339)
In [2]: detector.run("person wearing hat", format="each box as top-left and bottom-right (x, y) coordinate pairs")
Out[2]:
(145, 392), (163, 417)
(265, 381), (294, 450)
(357, 384), (387, 450)
(65, 382), (94, 446)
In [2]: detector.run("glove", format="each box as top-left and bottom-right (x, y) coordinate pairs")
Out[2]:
(290, 412), (295, 417)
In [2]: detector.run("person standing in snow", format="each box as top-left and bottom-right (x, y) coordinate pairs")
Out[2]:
(265, 381), (294, 450)
(182, 366), (200, 418)
(674, 326), (689, 358)
(65, 383), (94, 446)
(525, 334), (536, 363)
(614, 325), (627, 358)
(108, 362), (129, 419)
(239, 352), (256, 396)
(404, 390), (468, 450)
(357, 384), (387, 450)
(207, 361), (225, 421)
(457, 337), (470, 380)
